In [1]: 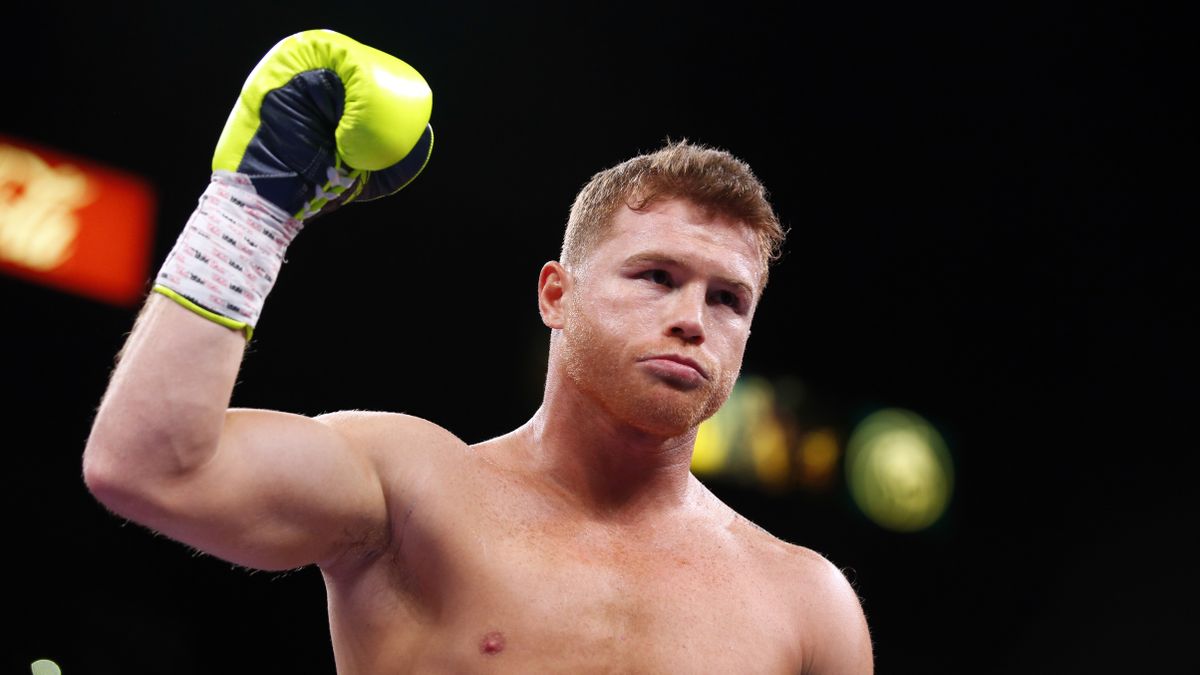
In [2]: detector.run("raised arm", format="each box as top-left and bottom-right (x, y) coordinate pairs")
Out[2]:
(82, 30), (435, 572)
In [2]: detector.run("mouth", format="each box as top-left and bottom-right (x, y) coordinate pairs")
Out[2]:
(638, 354), (709, 381)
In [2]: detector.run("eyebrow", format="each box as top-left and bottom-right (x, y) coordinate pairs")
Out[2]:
(621, 252), (756, 300)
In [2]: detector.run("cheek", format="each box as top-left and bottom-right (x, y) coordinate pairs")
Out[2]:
(563, 296), (625, 366)
(712, 319), (751, 361)
(732, 334), (750, 361)
(576, 289), (653, 337)
(711, 331), (750, 392)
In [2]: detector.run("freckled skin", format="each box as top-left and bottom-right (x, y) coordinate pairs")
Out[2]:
(314, 200), (873, 673)
(566, 202), (760, 434)
(89, 196), (873, 675)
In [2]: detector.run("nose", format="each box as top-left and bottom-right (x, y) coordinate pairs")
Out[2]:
(666, 286), (706, 346)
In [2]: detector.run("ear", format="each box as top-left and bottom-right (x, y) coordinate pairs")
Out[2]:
(538, 261), (569, 329)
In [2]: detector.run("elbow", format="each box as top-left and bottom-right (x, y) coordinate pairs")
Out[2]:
(82, 431), (142, 512)
(83, 416), (119, 490)
(81, 414), (211, 513)
(82, 430), (194, 523)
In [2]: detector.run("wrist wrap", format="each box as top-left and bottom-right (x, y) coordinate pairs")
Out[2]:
(153, 171), (303, 339)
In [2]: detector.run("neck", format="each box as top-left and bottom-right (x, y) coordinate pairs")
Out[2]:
(508, 369), (701, 521)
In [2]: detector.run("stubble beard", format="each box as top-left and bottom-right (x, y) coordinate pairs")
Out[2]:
(560, 306), (739, 439)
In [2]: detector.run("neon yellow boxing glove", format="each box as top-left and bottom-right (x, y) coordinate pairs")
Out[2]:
(153, 29), (434, 339)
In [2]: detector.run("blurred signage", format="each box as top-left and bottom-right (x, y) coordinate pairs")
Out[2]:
(0, 135), (155, 306)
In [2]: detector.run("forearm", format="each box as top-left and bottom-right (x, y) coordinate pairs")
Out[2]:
(84, 293), (245, 491)
(81, 29), (432, 561)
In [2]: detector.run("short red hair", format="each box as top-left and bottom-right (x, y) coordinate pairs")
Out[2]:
(561, 139), (785, 288)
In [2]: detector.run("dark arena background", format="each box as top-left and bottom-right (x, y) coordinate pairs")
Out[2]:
(2, 2), (1191, 674)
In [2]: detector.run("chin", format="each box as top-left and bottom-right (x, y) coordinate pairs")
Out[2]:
(618, 384), (726, 439)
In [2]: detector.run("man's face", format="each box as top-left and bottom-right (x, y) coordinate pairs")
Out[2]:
(557, 197), (761, 438)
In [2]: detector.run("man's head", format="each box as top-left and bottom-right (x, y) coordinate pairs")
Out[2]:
(560, 139), (785, 290)
(539, 141), (786, 439)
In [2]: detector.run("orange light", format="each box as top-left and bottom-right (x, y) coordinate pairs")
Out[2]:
(796, 428), (840, 491)
(0, 135), (156, 306)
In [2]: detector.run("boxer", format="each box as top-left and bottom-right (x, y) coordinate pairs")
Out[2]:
(84, 29), (873, 673)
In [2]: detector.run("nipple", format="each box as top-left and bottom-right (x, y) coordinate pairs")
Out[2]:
(480, 631), (506, 656)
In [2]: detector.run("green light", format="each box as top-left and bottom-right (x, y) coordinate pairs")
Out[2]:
(845, 408), (953, 532)
(31, 659), (61, 675)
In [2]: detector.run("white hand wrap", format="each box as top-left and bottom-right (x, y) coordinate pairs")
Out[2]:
(153, 171), (303, 337)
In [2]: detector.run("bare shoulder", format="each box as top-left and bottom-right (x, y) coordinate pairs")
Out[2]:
(727, 513), (874, 673)
(313, 410), (470, 480)
(727, 513), (857, 596)
(314, 410), (467, 451)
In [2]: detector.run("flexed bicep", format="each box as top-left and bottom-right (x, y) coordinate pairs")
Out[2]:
(137, 408), (393, 571)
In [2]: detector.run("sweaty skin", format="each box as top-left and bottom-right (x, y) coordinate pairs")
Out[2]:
(84, 198), (874, 674)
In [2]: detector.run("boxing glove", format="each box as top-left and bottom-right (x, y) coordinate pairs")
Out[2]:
(153, 29), (433, 338)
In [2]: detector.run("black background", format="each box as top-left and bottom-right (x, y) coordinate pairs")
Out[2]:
(2, 2), (1192, 673)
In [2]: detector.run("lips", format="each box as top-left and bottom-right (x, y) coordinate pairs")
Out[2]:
(639, 353), (709, 380)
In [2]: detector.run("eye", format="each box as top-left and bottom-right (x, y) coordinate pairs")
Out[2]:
(641, 269), (673, 287)
(711, 289), (740, 309)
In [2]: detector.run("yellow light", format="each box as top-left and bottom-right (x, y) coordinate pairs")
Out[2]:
(692, 414), (729, 475)
(693, 375), (788, 484)
(749, 408), (789, 489)
(30, 659), (61, 675)
(692, 377), (753, 477)
(845, 408), (953, 532)
(692, 375), (816, 491)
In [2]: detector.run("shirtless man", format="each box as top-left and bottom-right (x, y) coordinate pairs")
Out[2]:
(83, 30), (874, 673)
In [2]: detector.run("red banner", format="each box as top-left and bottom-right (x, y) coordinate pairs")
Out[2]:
(0, 135), (156, 307)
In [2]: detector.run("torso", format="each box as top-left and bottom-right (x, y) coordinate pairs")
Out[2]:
(320, 415), (820, 674)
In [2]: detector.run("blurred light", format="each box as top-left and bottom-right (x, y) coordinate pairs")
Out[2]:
(693, 375), (798, 490)
(845, 408), (953, 532)
(0, 145), (90, 270)
(738, 377), (789, 488)
(796, 427), (840, 491)
(693, 376), (767, 479)
(692, 412), (730, 475)
(749, 405), (789, 489)
(692, 378), (752, 478)
(30, 659), (61, 675)
(0, 135), (155, 306)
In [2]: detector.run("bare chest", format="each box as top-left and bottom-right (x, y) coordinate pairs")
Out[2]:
(342, 484), (802, 672)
